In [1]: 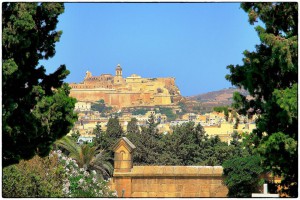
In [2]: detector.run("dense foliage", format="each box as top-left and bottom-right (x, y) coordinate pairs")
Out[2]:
(127, 118), (141, 135)
(213, 106), (229, 121)
(157, 106), (177, 121)
(130, 106), (177, 121)
(56, 136), (113, 179)
(225, 2), (298, 197)
(131, 108), (149, 115)
(55, 150), (116, 197)
(2, 150), (117, 198)
(2, 154), (65, 197)
(106, 116), (125, 148)
(91, 99), (112, 114)
(126, 116), (248, 166)
(226, 2), (298, 197)
(2, 2), (77, 167)
(223, 155), (264, 197)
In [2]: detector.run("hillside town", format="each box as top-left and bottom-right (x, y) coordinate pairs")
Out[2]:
(67, 65), (258, 145)
(71, 100), (258, 144)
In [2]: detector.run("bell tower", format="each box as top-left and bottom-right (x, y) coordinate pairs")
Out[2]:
(114, 64), (123, 84)
(116, 64), (122, 77)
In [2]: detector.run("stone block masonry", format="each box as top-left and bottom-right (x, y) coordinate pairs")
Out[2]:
(69, 64), (181, 108)
(109, 137), (228, 197)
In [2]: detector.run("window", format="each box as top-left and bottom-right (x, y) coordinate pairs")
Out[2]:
(120, 150), (125, 160)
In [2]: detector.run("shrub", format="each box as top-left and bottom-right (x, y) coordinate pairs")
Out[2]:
(54, 150), (117, 197)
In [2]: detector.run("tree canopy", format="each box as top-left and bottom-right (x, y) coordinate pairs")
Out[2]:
(2, 2), (77, 167)
(225, 2), (298, 197)
(223, 155), (264, 197)
(105, 116), (124, 147)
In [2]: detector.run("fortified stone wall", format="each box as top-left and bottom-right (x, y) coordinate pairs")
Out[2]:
(109, 137), (228, 198)
(69, 89), (171, 108)
(110, 166), (228, 198)
(69, 64), (181, 108)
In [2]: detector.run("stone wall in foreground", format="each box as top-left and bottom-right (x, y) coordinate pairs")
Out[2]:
(109, 166), (228, 197)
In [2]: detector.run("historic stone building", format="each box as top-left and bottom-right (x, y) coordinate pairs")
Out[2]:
(69, 64), (182, 108)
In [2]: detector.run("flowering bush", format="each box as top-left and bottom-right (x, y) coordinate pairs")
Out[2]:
(52, 150), (117, 197)
(2, 153), (65, 197)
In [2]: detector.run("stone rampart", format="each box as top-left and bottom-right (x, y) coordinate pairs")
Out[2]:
(110, 166), (228, 197)
(109, 137), (228, 198)
(70, 89), (172, 108)
(69, 65), (181, 108)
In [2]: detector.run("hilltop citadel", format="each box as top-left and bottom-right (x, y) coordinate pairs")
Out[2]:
(69, 64), (182, 108)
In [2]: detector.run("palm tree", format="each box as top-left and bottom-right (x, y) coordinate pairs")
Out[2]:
(56, 136), (113, 179)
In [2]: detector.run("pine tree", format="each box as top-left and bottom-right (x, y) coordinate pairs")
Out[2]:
(93, 124), (106, 150)
(106, 116), (124, 147)
(2, 3), (77, 167)
(126, 118), (140, 135)
(226, 2), (297, 197)
(130, 114), (161, 165)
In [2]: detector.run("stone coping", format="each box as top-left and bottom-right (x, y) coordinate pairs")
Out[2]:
(113, 166), (223, 177)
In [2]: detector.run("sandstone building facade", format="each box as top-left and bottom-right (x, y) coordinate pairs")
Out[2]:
(69, 64), (182, 108)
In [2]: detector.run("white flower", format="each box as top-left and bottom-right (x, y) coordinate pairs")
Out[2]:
(62, 186), (69, 194)
(92, 177), (97, 183)
(84, 171), (89, 177)
(73, 171), (78, 176)
(80, 168), (84, 172)
(92, 170), (96, 175)
(79, 178), (84, 185)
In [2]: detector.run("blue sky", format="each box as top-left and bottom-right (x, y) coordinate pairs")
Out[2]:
(40, 3), (261, 96)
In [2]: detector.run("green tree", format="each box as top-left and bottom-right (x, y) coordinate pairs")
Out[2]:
(225, 3), (297, 196)
(126, 118), (144, 164)
(2, 153), (66, 197)
(178, 102), (188, 113)
(91, 99), (112, 113)
(213, 106), (229, 121)
(106, 116), (124, 147)
(56, 137), (113, 179)
(2, 2), (77, 167)
(132, 108), (149, 115)
(157, 106), (177, 121)
(131, 114), (162, 165)
(93, 124), (106, 150)
(168, 122), (204, 165)
(126, 118), (140, 135)
(223, 155), (264, 197)
(71, 130), (81, 142)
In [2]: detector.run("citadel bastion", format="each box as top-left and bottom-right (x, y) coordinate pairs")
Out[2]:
(69, 64), (182, 108)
